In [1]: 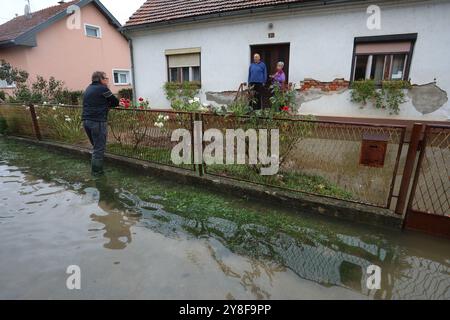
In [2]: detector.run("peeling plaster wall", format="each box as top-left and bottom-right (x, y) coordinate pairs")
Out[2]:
(298, 82), (449, 120)
(130, 0), (450, 120)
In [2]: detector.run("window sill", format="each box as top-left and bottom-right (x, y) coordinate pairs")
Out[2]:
(113, 83), (131, 86)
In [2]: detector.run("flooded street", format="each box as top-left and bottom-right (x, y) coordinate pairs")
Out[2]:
(0, 138), (449, 300)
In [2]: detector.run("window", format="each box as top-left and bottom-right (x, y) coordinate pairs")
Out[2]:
(166, 48), (201, 84)
(0, 79), (15, 89)
(351, 35), (416, 83)
(84, 24), (101, 38)
(113, 70), (131, 85)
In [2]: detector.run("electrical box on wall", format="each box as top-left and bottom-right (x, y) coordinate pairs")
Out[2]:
(360, 133), (389, 168)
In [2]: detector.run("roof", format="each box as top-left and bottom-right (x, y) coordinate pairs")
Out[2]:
(124, 0), (367, 29)
(0, 1), (78, 43)
(0, 0), (123, 48)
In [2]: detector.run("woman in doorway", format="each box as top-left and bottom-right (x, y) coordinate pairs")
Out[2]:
(270, 61), (286, 88)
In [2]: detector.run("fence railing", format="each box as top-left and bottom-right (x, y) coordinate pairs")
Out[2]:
(0, 103), (418, 210)
(408, 125), (450, 217)
(202, 113), (406, 208)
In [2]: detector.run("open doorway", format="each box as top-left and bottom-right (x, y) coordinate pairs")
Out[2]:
(250, 43), (290, 83)
(250, 43), (290, 108)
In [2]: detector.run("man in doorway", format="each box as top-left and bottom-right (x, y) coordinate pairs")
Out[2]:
(248, 53), (267, 110)
(82, 71), (119, 176)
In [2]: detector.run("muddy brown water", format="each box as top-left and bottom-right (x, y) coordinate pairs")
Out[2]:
(0, 138), (449, 300)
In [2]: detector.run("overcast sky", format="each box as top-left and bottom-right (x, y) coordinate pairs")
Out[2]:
(0, 0), (146, 25)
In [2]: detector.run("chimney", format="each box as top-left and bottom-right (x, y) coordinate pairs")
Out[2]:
(24, 1), (32, 19)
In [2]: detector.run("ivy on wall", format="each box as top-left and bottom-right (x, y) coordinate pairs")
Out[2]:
(350, 80), (411, 115)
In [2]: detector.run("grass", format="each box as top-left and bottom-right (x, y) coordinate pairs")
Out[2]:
(207, 164), (353, 200)
(107, 143), (194, 170)
(108, 143), (353, 200)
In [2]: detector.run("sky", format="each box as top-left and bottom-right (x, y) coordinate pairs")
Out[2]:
(0, 0), (147, 25)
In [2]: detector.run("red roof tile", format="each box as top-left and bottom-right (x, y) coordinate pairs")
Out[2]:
(0, 1), (79, 43)
(125, 0), (312, 27)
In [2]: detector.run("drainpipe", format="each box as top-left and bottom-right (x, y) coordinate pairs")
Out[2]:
(128, 38), (137, 103)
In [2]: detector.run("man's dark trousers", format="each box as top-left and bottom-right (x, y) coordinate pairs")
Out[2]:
(83, 120), (107, 175)
(250, 82), (264, 110)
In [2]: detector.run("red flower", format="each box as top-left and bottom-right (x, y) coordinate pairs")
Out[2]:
(281, 106), (290, 111)
(139, 97), (144, 102)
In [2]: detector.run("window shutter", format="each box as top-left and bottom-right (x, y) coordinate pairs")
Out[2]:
(355, 42), (411, 54)
(168, 53), (200, 68)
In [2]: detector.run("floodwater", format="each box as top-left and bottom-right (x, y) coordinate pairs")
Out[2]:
(0, 138), (449, 300)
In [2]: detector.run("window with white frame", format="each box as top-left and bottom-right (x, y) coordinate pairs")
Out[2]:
(352, 37), (416, 83)
(84, 24), (101, 38)
(113, 70), (131, 85)
(166, 49), (201, 84)
(0, 79), (16, 89)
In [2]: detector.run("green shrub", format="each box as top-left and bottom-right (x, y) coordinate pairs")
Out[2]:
(9, 84), (43, 104)
(37, 106), (85, 143)
(118, 88), (133, 100)
(350, 79), (410, 114)
(269, 84), (298, 112)
(8, 75), (84, 105)
(0, 90), (6, 101)
(380, 80), (410, 115)
(163, 82), (201, 111)
(0, 59), (28, 87)
(350, 80), (379, 106)
(0, 116), (7, 134)
(228, 98), (252, 116)
(54, 90), (84, 105)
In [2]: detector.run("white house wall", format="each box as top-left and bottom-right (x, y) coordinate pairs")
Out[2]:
(129, 0), (450, 120)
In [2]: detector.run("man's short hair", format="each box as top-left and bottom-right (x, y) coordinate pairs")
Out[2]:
(92, 71), (106, 83)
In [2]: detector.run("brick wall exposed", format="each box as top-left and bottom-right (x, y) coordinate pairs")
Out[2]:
(300, 78), (350, 92)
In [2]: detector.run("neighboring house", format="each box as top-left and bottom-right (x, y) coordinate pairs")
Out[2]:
(123, 0), (450, 120)
(0, 0), (131, 95)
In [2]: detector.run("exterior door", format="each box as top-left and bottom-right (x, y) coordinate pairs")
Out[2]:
(250, 43), (290, 83)
(250, 43), (290, 108)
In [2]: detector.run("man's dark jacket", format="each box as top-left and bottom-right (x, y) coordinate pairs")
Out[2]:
(82, 82), (120, 122)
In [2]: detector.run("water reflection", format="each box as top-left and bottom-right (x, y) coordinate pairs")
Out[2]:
(87, 177), (140, 250)
(85, 182), (450, 300)
(0, 139), (449, 300)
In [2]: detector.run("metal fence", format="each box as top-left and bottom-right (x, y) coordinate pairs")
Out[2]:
(0, 104), (36, 139)
(1, 104), (196, 171)
(409, 125), (450, 217)
(202, 113), (406, 208)
(0, 103), (415, 209)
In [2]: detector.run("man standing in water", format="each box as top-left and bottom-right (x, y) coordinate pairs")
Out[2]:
(248, 53), (267, 110)
(82, 71), (119, 176)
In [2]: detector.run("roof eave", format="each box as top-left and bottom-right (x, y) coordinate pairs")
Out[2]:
(121, 0), (364, 33)
(1, 0), (127, 48)
(0, 40), (16, 49)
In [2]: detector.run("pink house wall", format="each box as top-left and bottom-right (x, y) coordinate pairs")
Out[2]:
(0, 3), (131, 95)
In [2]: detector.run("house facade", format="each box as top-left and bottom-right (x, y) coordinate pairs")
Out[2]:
(123, 0), (450, 120)
(0, 0), (131, 95)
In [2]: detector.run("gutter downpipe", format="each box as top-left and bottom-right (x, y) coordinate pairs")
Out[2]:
(129, 38), (137, 104)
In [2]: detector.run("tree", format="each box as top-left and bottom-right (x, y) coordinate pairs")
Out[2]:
(0, 60), (29, 86)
